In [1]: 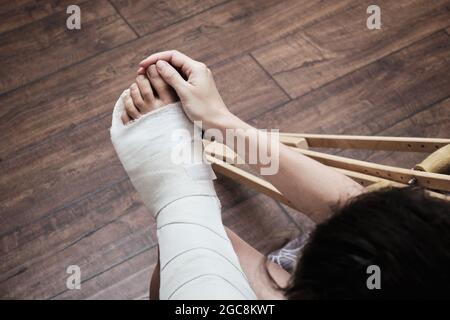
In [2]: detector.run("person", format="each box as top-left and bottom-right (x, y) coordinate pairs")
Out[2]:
(113, 50), (450, 299)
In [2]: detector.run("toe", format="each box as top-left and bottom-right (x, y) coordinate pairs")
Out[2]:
(146, 64), (178, 104)
(124, 91), (141, 120)
(121, 110), (131, 125)
(129, 83), (145, 113)
(136, 75), (154, 113)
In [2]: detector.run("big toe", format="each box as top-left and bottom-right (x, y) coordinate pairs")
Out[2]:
(146, 64), (178, 104)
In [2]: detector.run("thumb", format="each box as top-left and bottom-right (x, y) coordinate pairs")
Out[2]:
(156, 60), (188, 96)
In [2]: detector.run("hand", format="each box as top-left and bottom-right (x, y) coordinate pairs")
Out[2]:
(138, 50), (234, 130)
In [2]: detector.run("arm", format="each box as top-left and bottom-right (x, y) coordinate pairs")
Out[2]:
(215, 114), (363, 222)
(139, 51), (364, 223)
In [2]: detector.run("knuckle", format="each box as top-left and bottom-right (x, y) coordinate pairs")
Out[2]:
(197, 62), (207, 70)
(166, 70), (176, 80)
(142, 90), (152, 100)
(135, 100), (144, 108)
(124, 102), (133, 112)
(148, 66), (158, 78)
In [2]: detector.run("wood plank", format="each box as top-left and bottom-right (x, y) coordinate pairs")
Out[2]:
(250, 32), (450, 142)
(0, 115), (123, 237)
(141, 0), (354, 66)
(0, 52), (284, 239)
(0, 203), (157, 299)
(207, 155), (294, 208)
(223, 193), (301, 255)
(363, 98), (450, 169)
(214, 55), (289, 120)
(0, 154), (259, 299)
(56, 192), (302, 299)
(279, 204), (316, 236)
(0, 0), (84, 34)
(0, 177), (294, 299)
(0, 54), (287, 160)
(280, 101), (450, 238)
(0, 0), (137, 94)
(252, 0), (450, 97)
(2, 0), (448, 300)
(54, 247), (158, 300)
(0, 0), (352, 158)
(0, 171), (256, 281)
(279, 134), (449, 153)
(291, 147), (450, 191)
(0, 179), (154, 282)
(110, 0), (226, 36)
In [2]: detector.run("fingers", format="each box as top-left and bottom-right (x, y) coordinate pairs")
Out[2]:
(139, 50), (198, 78)
(137, 66), (145, 75)
(123, 90), (141, 121)
(146, 65), (177, 104)
(155, 60), (189, 96)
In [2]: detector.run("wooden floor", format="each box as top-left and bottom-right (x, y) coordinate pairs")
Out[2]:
(0, 0), (448, 299)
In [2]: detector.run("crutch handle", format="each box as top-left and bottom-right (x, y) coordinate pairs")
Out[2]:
(414, 144), (450, 174)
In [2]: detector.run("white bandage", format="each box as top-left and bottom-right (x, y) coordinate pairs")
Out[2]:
(110, 90), (256, 300)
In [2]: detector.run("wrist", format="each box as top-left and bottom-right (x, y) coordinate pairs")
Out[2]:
(217, 111), (252, 133)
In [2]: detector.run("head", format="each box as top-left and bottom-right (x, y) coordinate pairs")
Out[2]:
(285, 187), (450, 299)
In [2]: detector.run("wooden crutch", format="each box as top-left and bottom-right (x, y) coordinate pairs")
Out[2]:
(203, 134), (450, 209)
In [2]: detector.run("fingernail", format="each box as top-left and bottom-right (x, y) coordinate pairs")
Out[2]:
(156, 60), (167, 69)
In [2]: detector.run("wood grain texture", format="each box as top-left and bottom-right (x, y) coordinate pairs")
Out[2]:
(54, 192), (302, 299)
(0, 179), (153, 282)
(0, 0), (84, 34)
(109, 0), (227, 36)
(223, 193), (301, 255)
(0, 0), (351, 159)
(363, 98), (450, 169)
(0, 199), (157, 299)
(252, 0), (450, 97)
(0, 54), (286, 161)
(2, 0), (449, 300)
(0, 0), (137, 94)
(251, 32), (450, 138)
(0, 115), (124, 236)
(123, 0), (354, 66)
(54, 247), (158, 300)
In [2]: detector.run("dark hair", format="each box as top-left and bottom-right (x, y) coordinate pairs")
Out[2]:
(284, 187), (450, 299)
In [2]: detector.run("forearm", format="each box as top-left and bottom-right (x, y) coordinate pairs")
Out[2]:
(215, 114), (363, 223)
(136, 50), (363, 222)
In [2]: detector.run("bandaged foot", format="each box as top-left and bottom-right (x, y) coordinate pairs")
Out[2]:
(110, 67), (256, 300)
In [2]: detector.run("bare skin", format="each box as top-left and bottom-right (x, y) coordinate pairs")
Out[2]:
(124, 64), (289, 299)
(121, 64), (178, 124)
(138, 50), (364, 223)
(134, 50), (364, 299)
